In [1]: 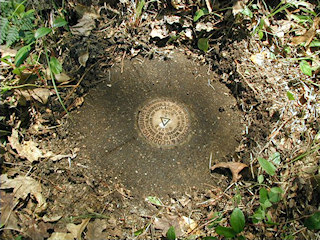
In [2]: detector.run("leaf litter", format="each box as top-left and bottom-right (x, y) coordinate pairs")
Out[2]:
(8, 129), (44, 163)
(0, 173), (47, 213)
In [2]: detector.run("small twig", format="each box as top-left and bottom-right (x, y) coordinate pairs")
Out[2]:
(224, 182), (236, 193)
(187, 210), (228, 235)
(2, 84), (47, 90)
(235, 60), (259, 95)
(205, 0), (212, 13)
(250, 152), (255, 179)
(121, 51), (126, 73)
(209, 152), (212, 169)
(292, 227), (307, 237)
(207, 79), (215, 90)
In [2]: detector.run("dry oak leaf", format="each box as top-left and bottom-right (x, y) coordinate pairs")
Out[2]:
(211, 162), (248, 182)
(16, 88), (51, 105)
(66, 218), (90, 240)
(86, 219), (109, 240)
(0, 191), (20, 230)
(0, 174), (47, 213)
(291, 17), (320, 46)
(70, 12), (98, 37)
(8, 129), (43, 163)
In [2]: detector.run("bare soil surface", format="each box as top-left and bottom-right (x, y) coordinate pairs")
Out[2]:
(67, 51), (243, 197)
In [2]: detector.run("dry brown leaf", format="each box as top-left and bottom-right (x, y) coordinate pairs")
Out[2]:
(154, 215), (198, 237)
(195, 22), (216, 32)
(43, 215), (62, 222)
(8, 129), (43, 163)
(232, 0), (245, 16)
(86, 219), (109, 240)
(66, 218), (90, 240)
(24, 220), (52, 240)
(16, 88), (51, 105)
(109, 228), (123, 237)
(0, 174), (47, 213)
(291, 29), (315, 46)
(291, 17), (320, 46)
(55, 72), (71, 83)
(150, 26), (169, 39)
(79, 51), (89, 67)
(70, 12), (98, 37)
(211, 162), (248, 182)
(74, 97), (84, 108)
(0, 191), (20, 231)
(164, 15), (181, 25)
(48, 232), (74, 240)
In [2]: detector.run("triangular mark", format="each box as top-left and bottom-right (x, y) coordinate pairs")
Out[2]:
(160, 117), (170, 127)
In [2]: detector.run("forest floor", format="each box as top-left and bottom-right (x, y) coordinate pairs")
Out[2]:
(1, 0), (320, 239)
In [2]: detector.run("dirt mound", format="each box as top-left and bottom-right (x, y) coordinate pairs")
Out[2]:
(68, 51), (243, 197)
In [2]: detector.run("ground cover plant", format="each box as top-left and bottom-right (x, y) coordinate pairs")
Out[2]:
(0, 0), (319, 239)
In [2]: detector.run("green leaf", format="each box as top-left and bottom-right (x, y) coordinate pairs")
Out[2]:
(202, 237), (218, 240)
(259, 188), (268, 204)
(166, 226), (176, 240)
(12, 65), (26, 75)
(145, 196), (162, 206)
(0, 87), (10, 94)
(265, 214), (278, 226)
(14, 2), (25, 15)
(310, 40), (320, 47)
(35, 27), (52, 39)
(0, 55), (12, 65)
(259, 188), (272, 208)
(268, 187), (283, 203)
(208, 212), (223, 228)
(286, 91), (295, 100)
(25, 9), (35, 17)
(6, 25), (19, 46)
(270, 187), (283, 194)
(53, 17), (68, 28)
(49, 56), (62, 75)
(0, 17), (10, 45)
(284, 46), (291, 54)
(253, 18), (265, 36)
(241, 6), (253, 18)
(136, 0), (145, 19)
(238, 236), (246, 240)
(14, 235), (23, 240)
(15, 45), (30, 67)
(304, 212), (320, 230)
(252, 207), (266, 223)
(194, 8), (208, 22)
(230, 208), (245, 234)
(215, 226), (236, 238)
(134, 228), (144, 236)
(258, 157), (277, 176)
(300, 60), (312, 77)
(258, 175), (264, 184)
(198, 38), (209, 52)
(261, 199), (272, 209)
(269, 152), (281, 165)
